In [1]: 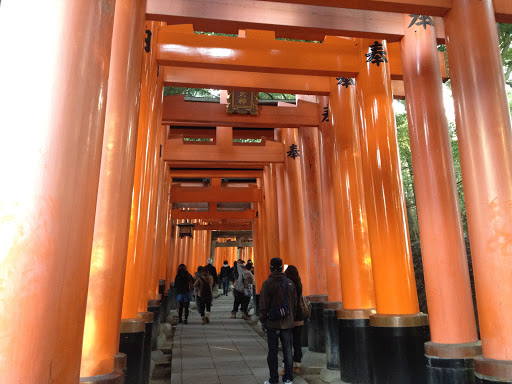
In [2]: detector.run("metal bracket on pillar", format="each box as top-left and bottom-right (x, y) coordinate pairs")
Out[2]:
(144, 30), (152, 53)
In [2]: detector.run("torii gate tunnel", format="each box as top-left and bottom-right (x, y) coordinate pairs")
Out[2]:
(0, 0), (512, 383)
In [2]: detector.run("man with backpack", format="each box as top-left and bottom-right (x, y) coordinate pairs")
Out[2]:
(194, 267), (214, 324)
(231, 260), (254, 319)
(259, 258), (297, 384)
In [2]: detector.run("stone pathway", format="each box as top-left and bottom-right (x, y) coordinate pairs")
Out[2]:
(153, 294), (329, 384)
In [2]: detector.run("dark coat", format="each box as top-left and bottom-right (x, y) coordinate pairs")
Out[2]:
(259, 272), (297, 330)
(174, 271), (193, 294)
(205, 264), (218, 284)
(220, 264), (231, 279)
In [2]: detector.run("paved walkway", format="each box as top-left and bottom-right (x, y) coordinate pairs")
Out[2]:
(169, 294), (271, 384)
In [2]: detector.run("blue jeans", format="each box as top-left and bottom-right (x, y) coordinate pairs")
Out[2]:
(266, 328), (293, 383)
(222, 277), (229, 295)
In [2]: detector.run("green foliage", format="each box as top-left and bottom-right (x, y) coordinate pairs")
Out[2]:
(498, 23), (512, 87)
(163, 87), (219, 98)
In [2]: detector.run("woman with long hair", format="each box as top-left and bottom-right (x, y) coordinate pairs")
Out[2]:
(285, 265), (303, 374)
(174, 264), (193, 324)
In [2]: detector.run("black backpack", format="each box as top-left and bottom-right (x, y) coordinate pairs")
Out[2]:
(200, 277), (212, 301)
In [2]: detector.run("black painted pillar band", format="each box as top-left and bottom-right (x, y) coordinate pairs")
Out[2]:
(168, 283), (177, 310)
(148, 300), (161, 351)
(302, 320), (309, 348)
(118, 319), (145, 384)
(370, 313), (430, 384)
(474, 355), (512, 384)
(138, 311), (154, 384)
(307, 295), (328, 353)
(114, 352), (127, 382)
(254, 293), (260, 316)
(323, 302), (343, 370)
(338, 309), (375, 384)
(425, 341), (481, 384)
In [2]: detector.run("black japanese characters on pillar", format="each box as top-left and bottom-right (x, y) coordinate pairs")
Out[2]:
(336, 77), (355, 88)
(366, 41), (388, 67)
(408, 15), (435, 29)
(144, 30), (152, 53)
(322, 106), (329, 122)
(287, 144), (300, 159)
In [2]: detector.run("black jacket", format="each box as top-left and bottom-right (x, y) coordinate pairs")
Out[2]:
(220, 264), (231, 279)
(174, 271), (193, 294)
(205, 264), (218, 284)
(259, 272), (297, 330)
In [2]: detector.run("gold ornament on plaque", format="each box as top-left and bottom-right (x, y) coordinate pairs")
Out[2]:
(226, 90), (258, 115)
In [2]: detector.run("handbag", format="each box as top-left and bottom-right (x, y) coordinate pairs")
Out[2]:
(267, 280), (291, 321)
(299, 295), (312, 320)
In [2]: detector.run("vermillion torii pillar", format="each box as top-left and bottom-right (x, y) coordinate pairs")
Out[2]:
(356, 38), (428, 384)
(80, 0), (147, 382)
(401, 13), (480, 383)
(0, 1), (115, 382)
(445, 1), (512, 383)
(330, 77), (376, 384)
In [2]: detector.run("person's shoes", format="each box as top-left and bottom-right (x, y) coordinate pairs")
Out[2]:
(242, 312), (249, 320)
(201, 316), (206, 325)
(183, 319), (188, 325)
(205, 311), (210, 323)
(231, 312), (236, 319)
(178, 318), (183, 324)
(293, 362), (301, 375)
(283, 380), (293, 384)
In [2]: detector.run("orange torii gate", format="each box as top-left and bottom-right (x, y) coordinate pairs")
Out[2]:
(1, 1), (512, 384)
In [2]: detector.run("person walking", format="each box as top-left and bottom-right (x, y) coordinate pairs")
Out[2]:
(231, 260), (254, 319)
(204, 258), (218, 287)
(220, 260), (231, 296)
(174, 264), (193, 325)
(259, 258), (297, 384)
(284, 265), (304, 375)
(194, 267), (214, 324)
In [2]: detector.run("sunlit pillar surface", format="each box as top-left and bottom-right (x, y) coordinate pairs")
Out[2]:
(299, 123), (328, 296)
(318, 96), (343, 303)
(330, 79), (375, 311)
(122, 20), (160, 320)
(401, 14), (478, 346)
(445, 0), (512, 366)
(0, 1), (116, 382)
(356, 38), (419, 315)
(282, 128), (311, 296)
(275, 130), (290, 262)
(264, 165), (280, 264)
(80, 0), (147, 378)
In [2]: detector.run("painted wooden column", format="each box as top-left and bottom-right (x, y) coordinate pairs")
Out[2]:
(282, 128), (311, 296)
(79, 0), (147, 381)
(299, 119), (328, 297)
(253, 179), (267, 292)
(401, 13), (480, 382)
(445, 2), (512, 382)
(122, 20), (160, 321)
(275, 129), (291, 262)
(330, 77), (376, 384)
(318, 95), (343, 304)
(263, 165), (280, 261)
(356, 38), (427, 383)
(0, 1), (115, 382)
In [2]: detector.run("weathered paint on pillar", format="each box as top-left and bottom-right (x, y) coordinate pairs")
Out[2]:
(318, 96), (343, 303)
(80, 0), (147, 377)
(122, 20), (160, 320)
(0, 1), (116, 381)
(282, 128), (311, 296)
(299, 120), (328, 295)
(356, 38), (419, 315)
(401, 14), (477, 345)
(167, 221), (178, 285)
(445, 0), (512, 361)
(264, 165), (280, 261)
(330, 78), (376, 310)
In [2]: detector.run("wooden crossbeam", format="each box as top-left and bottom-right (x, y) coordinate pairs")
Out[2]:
(215, 241), (253, 247)
(147, 0), (446, 42)
(170, 184), (262, 203)
(170, 169), (263, 178)
(162, 95), (319, 128)
(194, 223), (253, 231)
(171, 208), (257, 220)
(157, 25), (360, 77)
(169, 127), (275, 140)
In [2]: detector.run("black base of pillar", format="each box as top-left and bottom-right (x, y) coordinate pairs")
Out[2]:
(370, 314), (430, 384)
(323, 302), (343, 370)
(118, 319), (145, 384)
(425, 341), (481, 384)
(79, 370), (125, 384)
(168, 285), (177, 310)
(138, 312), (154, 384)
(114, 353), (127, 382)
(474, 355), (512, 384)
(254, 293), (260, 316)
(148, 302), (161, 351)
(307, 295), (328, 353)
(338, 317), (373, 383)
(162, 293), (169, 322)
(302, 321), (309, 348)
